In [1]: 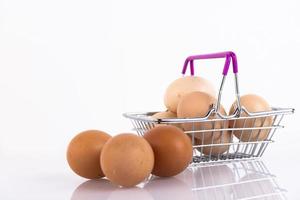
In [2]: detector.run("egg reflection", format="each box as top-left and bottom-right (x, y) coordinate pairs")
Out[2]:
(108, 187), (153, 200)
(71, 179), (117, 200)
(71, 179), (152, 200)
(145, 177), (195, 200)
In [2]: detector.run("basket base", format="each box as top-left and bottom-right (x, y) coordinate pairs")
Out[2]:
(191, 153), (259, 166)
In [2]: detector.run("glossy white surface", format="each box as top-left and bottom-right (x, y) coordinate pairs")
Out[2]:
(1, 143), (300, 200)
(0, 161), (283, 200)
(59, 160), (290, 200)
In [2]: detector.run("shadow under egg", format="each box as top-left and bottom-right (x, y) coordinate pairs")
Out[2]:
(70, 179), (117, 200)
(144, 176), (195, 200)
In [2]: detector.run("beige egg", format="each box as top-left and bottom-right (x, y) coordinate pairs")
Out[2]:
(101, 133), (154, 187)
(152, 110), (177, 119)
(164, 76), (216, 113)
(191, 131), (232, 156)
(151, 111), (182, 129)
(229, 94), (273, 142)
(177, 92), (229, 142)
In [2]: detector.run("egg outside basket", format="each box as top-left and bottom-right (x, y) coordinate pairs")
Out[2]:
(123, 51), (294, 165)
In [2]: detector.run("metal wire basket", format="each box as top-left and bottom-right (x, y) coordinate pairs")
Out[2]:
(123, 51), (294, 164)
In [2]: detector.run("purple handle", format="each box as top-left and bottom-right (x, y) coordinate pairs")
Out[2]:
(181, 51), (238, 76)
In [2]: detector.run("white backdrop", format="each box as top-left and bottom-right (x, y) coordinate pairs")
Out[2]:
(0, 0), (299, 161)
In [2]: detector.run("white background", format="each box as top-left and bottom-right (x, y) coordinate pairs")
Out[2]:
(0, 0), (299, 199)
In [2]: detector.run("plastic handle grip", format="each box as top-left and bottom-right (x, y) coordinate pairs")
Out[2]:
(181, 51), (238, 76)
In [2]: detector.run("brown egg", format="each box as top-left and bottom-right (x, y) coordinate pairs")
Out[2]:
(164, 76), (216, 113)
(101, 133), (154, 187)
(229, 94), (273, 142)
(177, 91), (229, 142)
(67, 130), (111, 179)
(143, 125), (193, 177)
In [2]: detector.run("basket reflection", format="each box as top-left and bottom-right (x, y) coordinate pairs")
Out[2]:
(180, 160), (286, 200)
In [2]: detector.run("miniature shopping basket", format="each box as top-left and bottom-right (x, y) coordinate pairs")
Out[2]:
(123, 51), (294, 165)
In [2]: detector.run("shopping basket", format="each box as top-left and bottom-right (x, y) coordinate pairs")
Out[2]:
(123, 51), (294, 164)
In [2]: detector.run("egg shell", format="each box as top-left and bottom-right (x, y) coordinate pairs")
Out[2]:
(67, 130), (111, 179)
(152, 110), (177, 119)
(143, 125), (193, 177)
(229, 94), (273, 142)
(164, 76), (216, 113)
(191, 130), (232, 156)
(177, 91), (229, 143)
(101, 133), (154, 187)
(152, 111), (182, 129)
